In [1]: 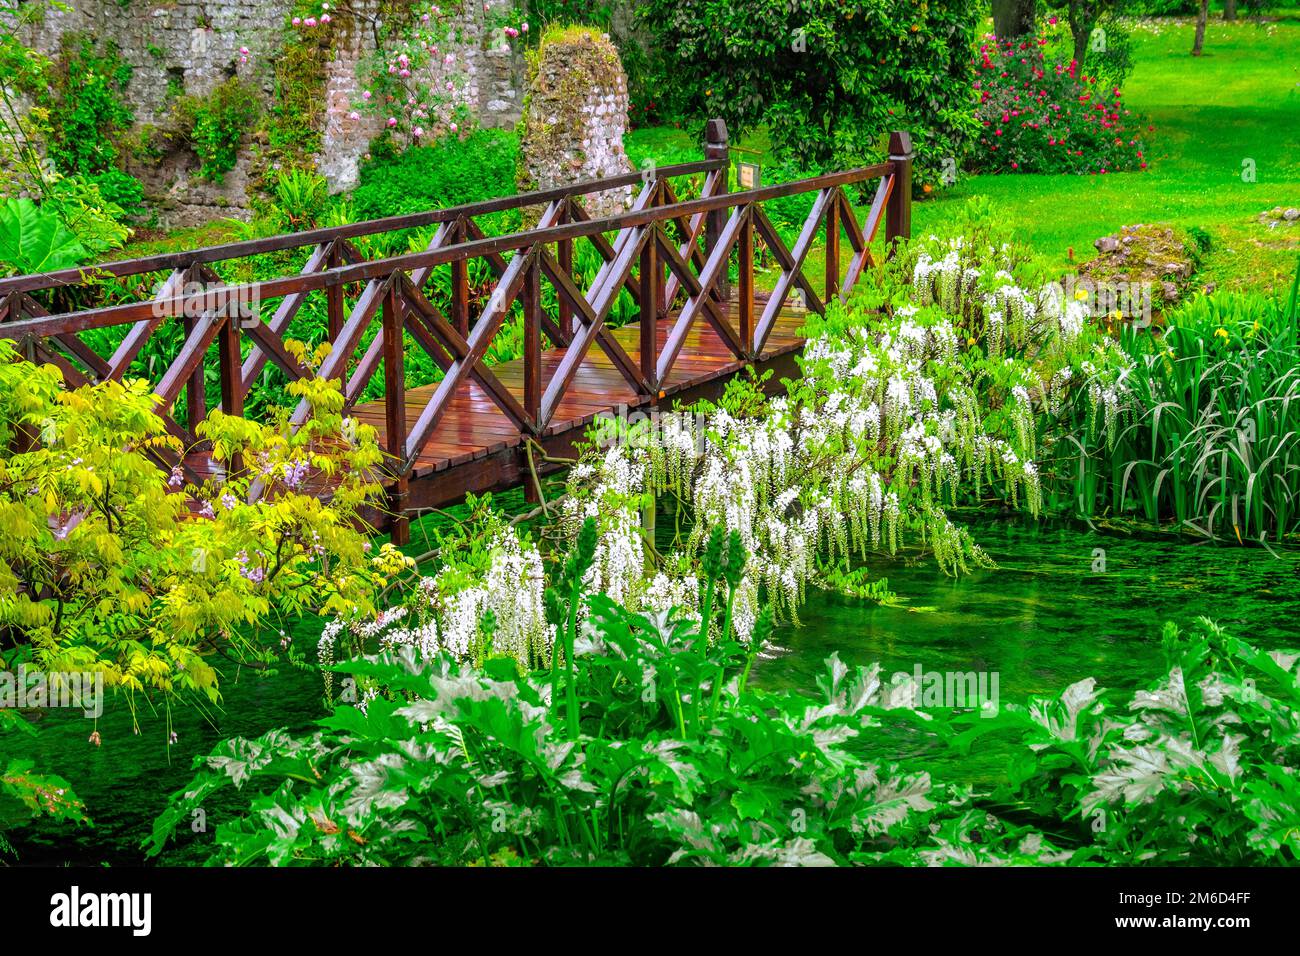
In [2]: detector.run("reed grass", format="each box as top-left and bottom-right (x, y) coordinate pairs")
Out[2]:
(1058, 260), (1300, 543)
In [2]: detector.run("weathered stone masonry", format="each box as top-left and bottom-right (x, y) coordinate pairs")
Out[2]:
(13, 0), (527, 226)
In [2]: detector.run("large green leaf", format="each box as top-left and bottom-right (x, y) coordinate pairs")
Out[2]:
(0, 198), (88, 277)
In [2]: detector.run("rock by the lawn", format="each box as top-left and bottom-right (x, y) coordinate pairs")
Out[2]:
(1080, 224), (1199, 315)
(1258, 206), (1298, 226)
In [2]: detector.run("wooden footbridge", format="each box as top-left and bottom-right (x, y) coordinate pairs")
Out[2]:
(0, 122), (914, 544)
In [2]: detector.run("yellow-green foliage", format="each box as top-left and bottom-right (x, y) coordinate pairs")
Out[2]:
(0, 338), (411, 709)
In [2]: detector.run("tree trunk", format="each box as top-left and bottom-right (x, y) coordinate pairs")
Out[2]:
(993, 0), (1037, 38)
(1193, 0), (1209, 55)
(1069, 1), (1093, 66)
(1224, 0), (1237, 21)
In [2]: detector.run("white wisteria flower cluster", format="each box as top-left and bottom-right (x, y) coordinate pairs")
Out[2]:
(318, 217), (1136, 682)
(318, 519), (550, 681)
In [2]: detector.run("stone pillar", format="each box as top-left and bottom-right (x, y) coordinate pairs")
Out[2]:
(517, 27), (632, 219)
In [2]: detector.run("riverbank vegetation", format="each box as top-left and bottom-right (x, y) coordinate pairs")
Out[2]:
(2, 4), (1299, 867)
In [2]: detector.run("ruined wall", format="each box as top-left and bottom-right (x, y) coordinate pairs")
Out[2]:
(518, 28), (632, 219)
(317, 0), (525, 193)
(14, 0), (527, 226)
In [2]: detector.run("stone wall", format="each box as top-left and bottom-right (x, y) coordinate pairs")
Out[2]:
(317, 0), (526, 193)
(518, 28), (632, 219)
(12, 0), (528, 226)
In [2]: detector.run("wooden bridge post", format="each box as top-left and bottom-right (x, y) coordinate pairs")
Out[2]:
(639, 225), (660, 390)
(704, 118), (730, 303)
(179, 266), (207, 440)
(738, 210), (754, 357)
(824, 190), (841, 306)
(381, 281), (410, 546)
(557, 202), (574, 337)
(522, 257), (542, 423)
(217, 305), (244, 473)
(885, 131), (915, 255)
(326, 241), (344, 341)
(452, 220), (470, 339)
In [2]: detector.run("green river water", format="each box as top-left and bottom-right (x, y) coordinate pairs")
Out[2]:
(7, 515), (1300, 865)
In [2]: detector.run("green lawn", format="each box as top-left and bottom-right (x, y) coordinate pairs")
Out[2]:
(629, 17), (1300, 293)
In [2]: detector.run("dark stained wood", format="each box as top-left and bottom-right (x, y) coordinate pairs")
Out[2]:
(886, 132), (914, 250)
(382, 282), (409, 545)
(1, 124), (913, 537)
(522, 258), (541, 425)
(739, 212), (754, 356)
(451, 219), (470, 339)
(326, 240), (345, 341)
(639, 227), (659, 390)
(825, 189), (840, 305)
(0, 159), (727, 298)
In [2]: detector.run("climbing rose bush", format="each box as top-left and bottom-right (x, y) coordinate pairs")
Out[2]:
(971, 32), (1148, 175)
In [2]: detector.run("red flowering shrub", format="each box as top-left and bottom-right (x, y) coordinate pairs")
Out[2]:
(970, 32), (1148, 176)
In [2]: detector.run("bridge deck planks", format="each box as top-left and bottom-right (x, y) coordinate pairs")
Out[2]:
(350, 290), (808, 479)
(181, 291), (808, 494)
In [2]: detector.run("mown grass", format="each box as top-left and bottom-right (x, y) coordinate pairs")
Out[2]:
(627, 17), (1300, 294)
(917, 17), (1300, 290)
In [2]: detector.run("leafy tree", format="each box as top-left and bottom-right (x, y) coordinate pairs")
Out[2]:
(635, 0), (981, 183)
(1193, 0), (1209, 55)
(0, 339), (410, 710)
(993, 0), (1037, 37)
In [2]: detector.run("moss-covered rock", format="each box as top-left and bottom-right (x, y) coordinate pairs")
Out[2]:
(1081, 223), (1201, 310)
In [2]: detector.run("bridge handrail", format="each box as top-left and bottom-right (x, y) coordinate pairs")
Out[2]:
(1, 164), (893, 339)
(0, 158), (726, 298)
(1, 120), (917, 545)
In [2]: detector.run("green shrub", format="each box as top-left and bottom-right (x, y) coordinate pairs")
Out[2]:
(971, 30), (1147, 175)
(173, 78), (262, 182)
(265, 166), (332, 231)
(87, 167), (146, 221)
(635, 0), (981, 187)
(351, 128), (520, 220)
(45, 174), (132, 254)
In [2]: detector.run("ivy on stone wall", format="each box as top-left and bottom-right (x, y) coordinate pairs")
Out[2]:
(172, 77), (262, 183)
(44, 34), (134, 177)
(256, 0), (349, 176)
